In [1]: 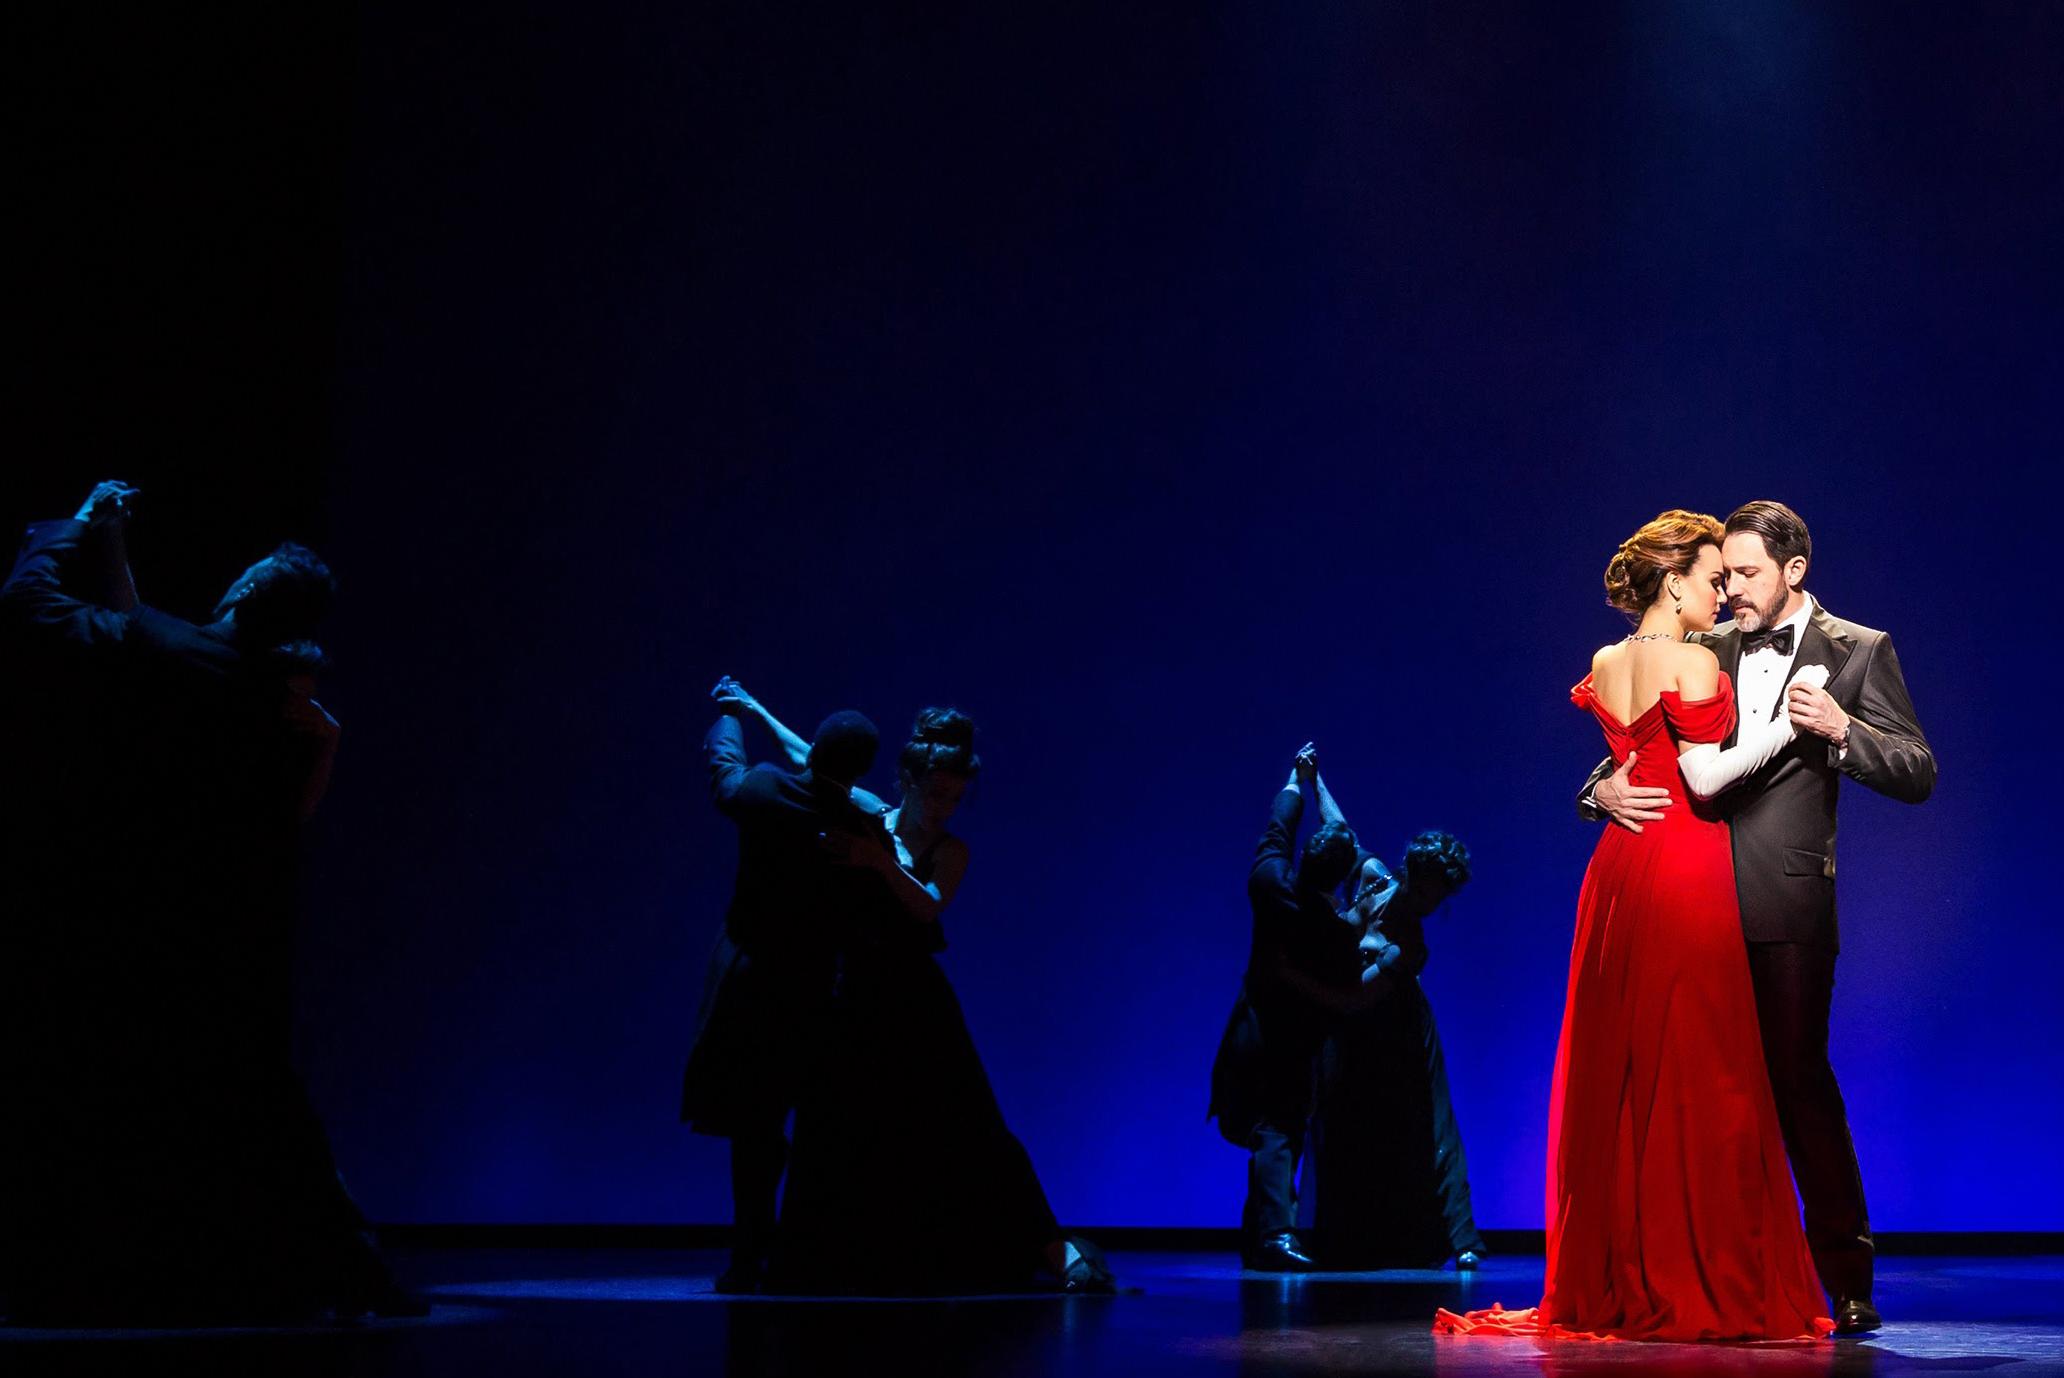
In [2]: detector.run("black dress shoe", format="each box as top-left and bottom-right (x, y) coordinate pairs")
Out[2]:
(1241, 1233), (1318, 1272)
(1833, 1297), (1882, 1335)
(1454, 1250), (1483, 1272)
(1059, 1236), (1118, 1294)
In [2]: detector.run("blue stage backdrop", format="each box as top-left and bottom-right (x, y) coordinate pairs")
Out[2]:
(298, 3), (2060, 1228)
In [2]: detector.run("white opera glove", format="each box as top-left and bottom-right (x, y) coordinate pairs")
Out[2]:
(1677, 664), (1829, 799)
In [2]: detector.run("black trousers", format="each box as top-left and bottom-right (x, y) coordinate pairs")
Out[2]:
(1243, 1123), (1305, 1243)
(1230, 1002), (1324, 1248)
(1746, 941), (1872, 1302)
(729, 1123), (789, 1269)
(1241, 1039), (1320, 1245)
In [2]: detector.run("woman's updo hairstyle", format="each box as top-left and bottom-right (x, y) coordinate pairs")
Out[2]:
(1403, 830), (1472, 891)
(1604, 509), (1725, 618)
(900, 707), (981, 782)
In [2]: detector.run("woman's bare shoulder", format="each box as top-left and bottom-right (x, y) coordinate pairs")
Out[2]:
(1668, 639), (1721, 693)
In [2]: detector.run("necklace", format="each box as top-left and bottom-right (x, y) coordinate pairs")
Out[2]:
(1625, 632), (1679, 643)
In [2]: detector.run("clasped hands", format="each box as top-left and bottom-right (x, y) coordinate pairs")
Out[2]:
(710, 675), (761, 718)
(1358, 926), (1403, 985)
(1784, 679), (1849, 746)
(75, 480), (141, 526)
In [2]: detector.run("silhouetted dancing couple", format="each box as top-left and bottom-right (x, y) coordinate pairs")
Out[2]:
(683, 679), (1111, 1296)
(0, 482), (418, 1325)
(1210, 744), (1482, 1273)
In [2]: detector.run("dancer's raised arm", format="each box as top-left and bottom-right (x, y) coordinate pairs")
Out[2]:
(1, 483), (142, 647)
(72, 482), (144, 612)
(710, 676), (811, 771)
(1306, 750), (1348, 832)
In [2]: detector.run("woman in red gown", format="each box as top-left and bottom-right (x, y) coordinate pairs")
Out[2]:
(1437, 510), (1832, 1343)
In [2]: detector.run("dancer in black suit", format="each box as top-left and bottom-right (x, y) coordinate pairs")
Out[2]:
(1583, 501), (1933, 1336)
(0, 481), (410, 1324)
(1210, 744), (1364, 1271)
(681, 678), (895, 1294)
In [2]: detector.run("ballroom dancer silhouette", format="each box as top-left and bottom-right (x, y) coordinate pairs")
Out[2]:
(0, 481), (414, 1324)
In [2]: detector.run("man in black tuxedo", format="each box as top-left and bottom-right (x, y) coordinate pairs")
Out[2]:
(0, 481), (413, 1323)
(1210, 744), (1364, 1272)
(1584, 500), (1934, 1336)
(681, 686), (894, 1294)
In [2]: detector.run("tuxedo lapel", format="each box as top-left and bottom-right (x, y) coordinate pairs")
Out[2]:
(1706, 626), (1744, 748)
(1789, 603), (1856, 698)
(1714, 625), (1743, 682)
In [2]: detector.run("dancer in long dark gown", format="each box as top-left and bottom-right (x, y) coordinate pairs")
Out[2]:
(1307, 832), (1485, 1269)
(767, 706), (1112, 1295)
(0, 481), (414, 1324)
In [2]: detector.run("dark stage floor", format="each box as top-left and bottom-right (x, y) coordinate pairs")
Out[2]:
(6, 1249), (2063, 1376)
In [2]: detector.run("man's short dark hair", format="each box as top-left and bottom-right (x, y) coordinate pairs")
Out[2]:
(1725, 501), (1812, 578)
(808, 710), (879, 784)
(233, 542), (337, 647)
(1300, 820), (1360, 893)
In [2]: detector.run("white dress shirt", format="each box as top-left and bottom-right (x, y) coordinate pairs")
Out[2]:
(1734, 593), (1815, 732)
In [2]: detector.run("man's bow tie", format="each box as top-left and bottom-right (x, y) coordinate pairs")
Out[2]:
(1741, 625), (1796, 656)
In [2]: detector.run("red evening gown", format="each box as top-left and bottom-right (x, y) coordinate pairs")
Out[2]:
(1435, 673), (1832, 1343)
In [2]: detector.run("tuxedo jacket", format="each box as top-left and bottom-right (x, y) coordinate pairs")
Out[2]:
(1584, 602), (1934, 951)
(1245, 787), (1363, 1014)
(1, 518), (315, 1054)
(4, 518), (256, 689)
(1, 519), (309, 871)
(705, 715), (897, 969)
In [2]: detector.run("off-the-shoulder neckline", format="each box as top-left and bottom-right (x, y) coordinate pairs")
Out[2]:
(1572, 671), (1734, 730)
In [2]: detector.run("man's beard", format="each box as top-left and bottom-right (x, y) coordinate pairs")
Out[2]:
(1730, 587), (1789, 633)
